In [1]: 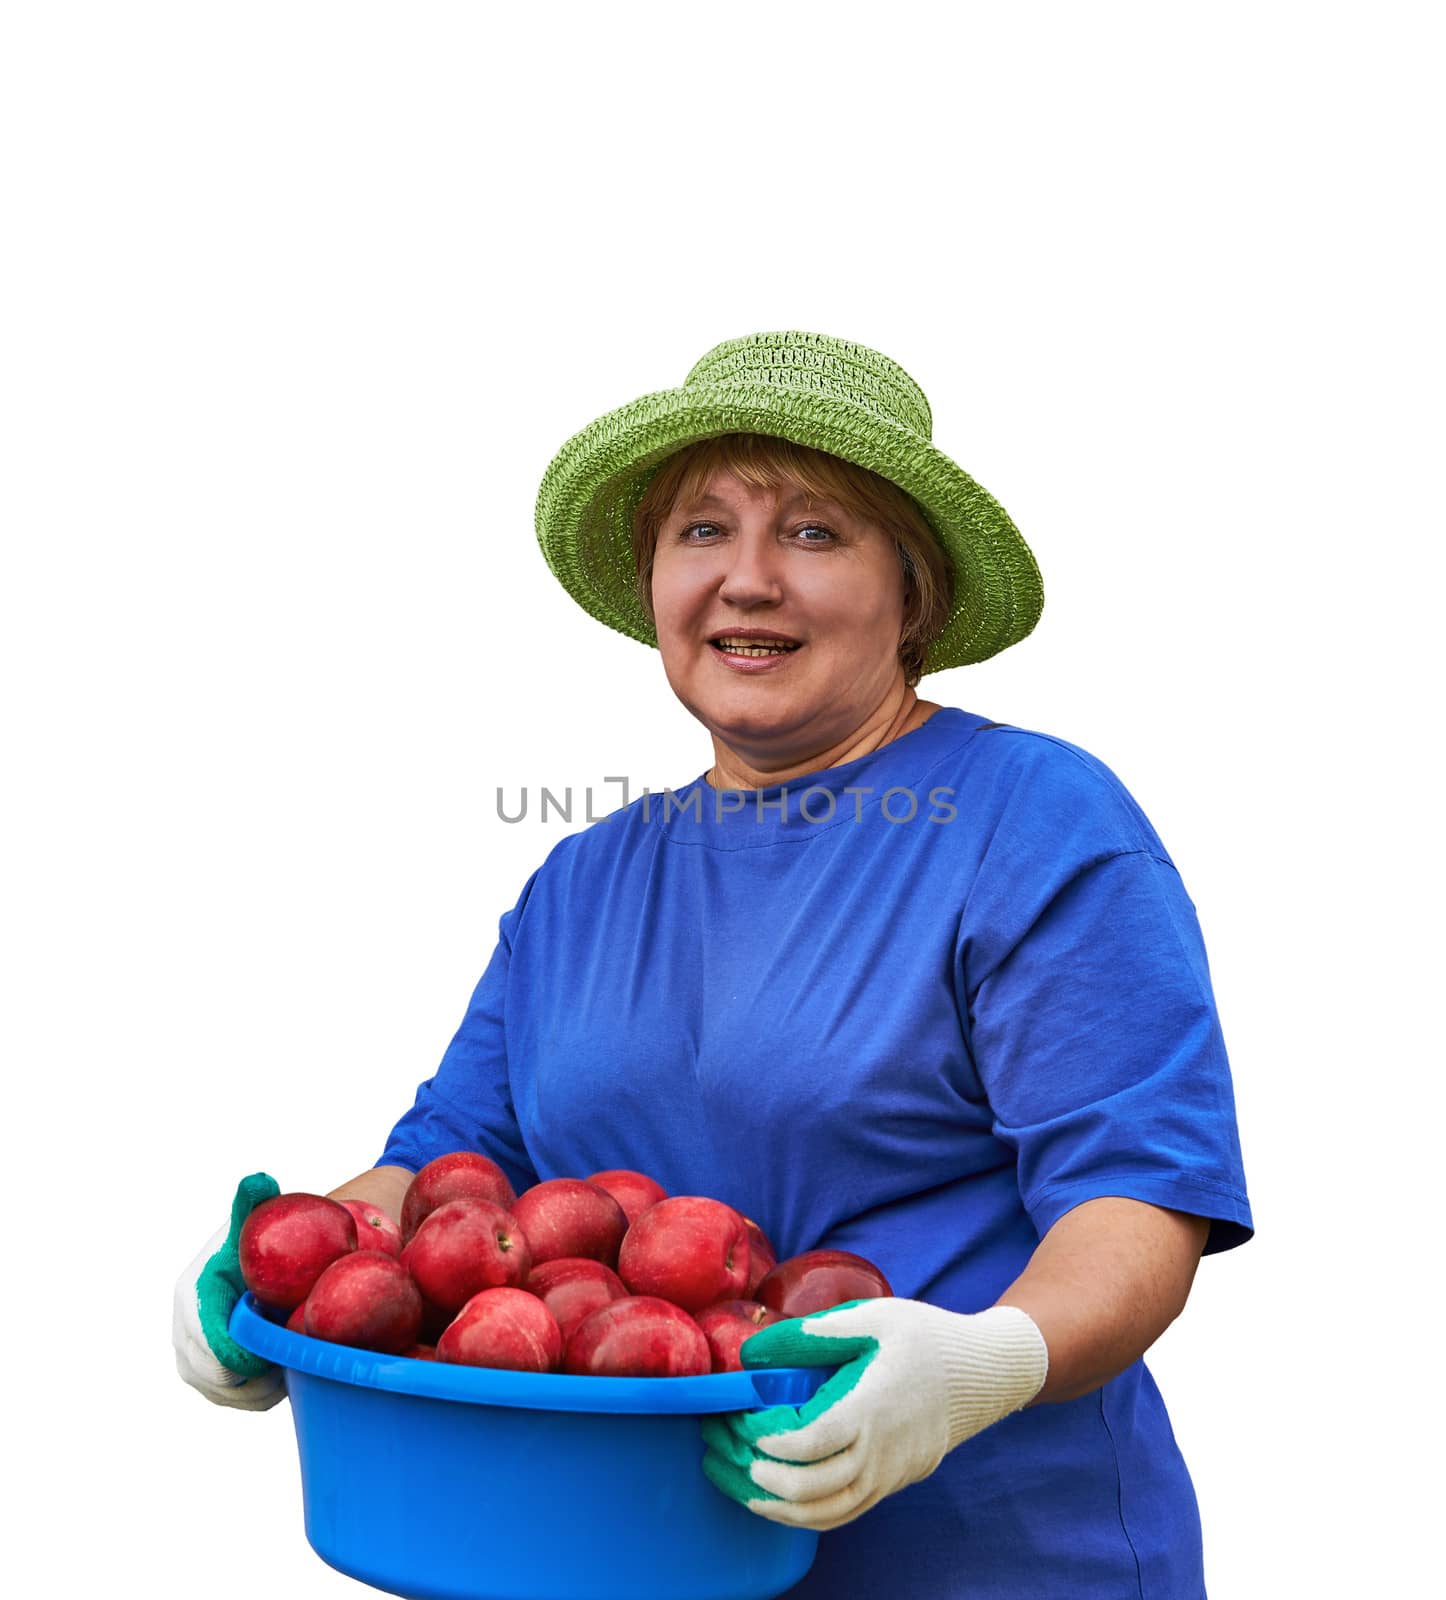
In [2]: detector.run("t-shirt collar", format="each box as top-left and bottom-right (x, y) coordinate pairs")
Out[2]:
(655, 706), (979, 848)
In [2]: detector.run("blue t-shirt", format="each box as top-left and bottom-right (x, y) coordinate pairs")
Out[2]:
(380, 706), (1253, 1599)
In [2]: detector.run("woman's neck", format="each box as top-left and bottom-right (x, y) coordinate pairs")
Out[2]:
(705, 689), (943, 791)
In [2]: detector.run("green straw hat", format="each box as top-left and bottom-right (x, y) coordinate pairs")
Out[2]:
(534, 330), (1043, 673)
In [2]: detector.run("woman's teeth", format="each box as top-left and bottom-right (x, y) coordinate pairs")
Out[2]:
(711, 639), (801, 657)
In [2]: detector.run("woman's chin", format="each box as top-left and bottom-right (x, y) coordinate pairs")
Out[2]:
(695, 706), (832, 770)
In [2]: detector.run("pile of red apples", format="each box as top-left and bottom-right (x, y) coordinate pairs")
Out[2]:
(239, 1152), (891, 1377)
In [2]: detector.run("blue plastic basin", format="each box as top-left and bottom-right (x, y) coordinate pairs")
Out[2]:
(230, 1293), (826, 1600)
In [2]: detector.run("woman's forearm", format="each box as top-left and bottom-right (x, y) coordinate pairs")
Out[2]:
(993, 1196), (1210, 1405)
(326, 1164), (415, 1227)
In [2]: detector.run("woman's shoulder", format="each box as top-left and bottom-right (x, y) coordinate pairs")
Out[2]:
(515, 779), (665, 884)
(936, 708), (1173, 862)
(957, 713), (1136, 788)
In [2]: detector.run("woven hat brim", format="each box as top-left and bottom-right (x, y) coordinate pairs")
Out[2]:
(535, 383), (1044, 672)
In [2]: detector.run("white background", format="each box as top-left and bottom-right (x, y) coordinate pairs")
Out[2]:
(4, 3), (1439, 1595)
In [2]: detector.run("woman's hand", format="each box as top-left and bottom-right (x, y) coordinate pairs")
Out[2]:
(700, 1297), (1047, 1531)
(172, 1172), (287, 1411)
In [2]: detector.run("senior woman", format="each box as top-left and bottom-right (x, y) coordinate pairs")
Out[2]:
(175, 331), (1253, 1598)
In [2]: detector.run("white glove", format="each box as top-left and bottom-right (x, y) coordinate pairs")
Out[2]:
(701, 1297), (1047, 1531)
(173, 1220), (286, 1412)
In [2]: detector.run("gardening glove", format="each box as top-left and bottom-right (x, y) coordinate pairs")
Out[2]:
(173, 1172), (287, 1411)
(700, 1297), (1047, 1531)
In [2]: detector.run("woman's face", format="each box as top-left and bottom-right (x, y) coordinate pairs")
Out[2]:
(648, 467), (908, 764)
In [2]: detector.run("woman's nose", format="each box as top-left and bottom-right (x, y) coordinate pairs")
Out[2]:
(716, 527), (785, 605)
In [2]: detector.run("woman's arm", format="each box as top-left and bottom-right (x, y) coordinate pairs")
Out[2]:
(326, 1164), (415, 1226)
(702, 1194), (1210, 1530)
(993, 1195), (1210, 1405)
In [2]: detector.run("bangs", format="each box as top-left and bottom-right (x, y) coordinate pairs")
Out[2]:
(641, 434), (908, 533)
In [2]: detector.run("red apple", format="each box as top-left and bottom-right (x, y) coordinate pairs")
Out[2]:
(757, 1249), (893, 1317)
(400, 1152), (518, 1243)
(402, 1344), (437, 1361)
(437, 1287), (563, 1373)
(740, 1216), (777, 1297)
(511, 1179), (628, 1268)
(525, 1257), (630, 1342)
(400, 1198), (532, 1314)
(304, 1253), (423, 1354)
(239, 1192), (357, 1311)
(617, 1196), (750, 1312)
(585, 1168), (669, 1228)
(285, 1301), (308, 1334)
(563, 1296), (711, 1377)
(694, 1299), (783, 1372)
(339, 1199), (403, 1257)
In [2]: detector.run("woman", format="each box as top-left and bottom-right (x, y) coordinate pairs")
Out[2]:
(175, 331), (1253, 1598)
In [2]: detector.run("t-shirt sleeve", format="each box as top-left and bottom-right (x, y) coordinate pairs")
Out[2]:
(376, 869), (543, 1197)
(961, 800), (1254, 1256)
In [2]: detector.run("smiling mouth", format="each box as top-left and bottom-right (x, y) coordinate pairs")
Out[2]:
(708, 639), (803, 657)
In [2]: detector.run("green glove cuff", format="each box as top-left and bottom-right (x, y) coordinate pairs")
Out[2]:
(196, 1172), (280, 1379)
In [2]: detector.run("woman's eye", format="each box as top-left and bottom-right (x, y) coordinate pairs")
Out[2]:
(676, 521), (837, 543)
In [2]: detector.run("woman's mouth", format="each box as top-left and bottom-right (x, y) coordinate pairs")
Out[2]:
(708, 636), (804, 670)
(710, 639), (801, 658)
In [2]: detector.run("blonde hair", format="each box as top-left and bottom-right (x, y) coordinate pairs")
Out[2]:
(631, 434), (954, 687)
